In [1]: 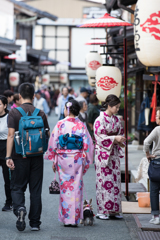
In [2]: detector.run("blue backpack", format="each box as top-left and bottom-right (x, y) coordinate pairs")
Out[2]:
(14, 107), (48, 158)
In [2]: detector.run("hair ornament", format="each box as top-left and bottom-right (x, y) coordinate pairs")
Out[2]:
(66, 101), (72, 115)
(66, 102), (72, 108)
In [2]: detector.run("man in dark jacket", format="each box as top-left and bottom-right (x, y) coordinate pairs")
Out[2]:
(3, 90), (14, 110)
(6, 83), (50, 232)
(87, 94), (100, 137)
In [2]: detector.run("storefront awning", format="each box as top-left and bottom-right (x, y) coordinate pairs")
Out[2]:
(27, 48), (49, 58)
(0, 47), (12, 56)
(0, 38), (21, 52)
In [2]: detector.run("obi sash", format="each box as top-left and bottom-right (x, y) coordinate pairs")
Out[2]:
(58, 133), (83, 150)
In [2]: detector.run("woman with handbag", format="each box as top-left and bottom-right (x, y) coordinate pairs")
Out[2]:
(94, 94), (125, 220)
(44, 99), (94, 227)
(144, 109), (160, 225)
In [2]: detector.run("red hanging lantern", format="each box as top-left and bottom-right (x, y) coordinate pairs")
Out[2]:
(9, 72), (20, 87)
(85, 52), (102, 78)
(134, 0), (160, 66)
(60, 73), (68, 84)
(96, 66), (122, 102)
(42, 74), (50, 85)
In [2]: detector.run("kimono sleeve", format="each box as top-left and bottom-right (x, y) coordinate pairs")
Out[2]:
(94, 118), (115, 151)
(44, 124), (59, 163)
(117, 118), (124, 136)
(82, 125), (94, 175)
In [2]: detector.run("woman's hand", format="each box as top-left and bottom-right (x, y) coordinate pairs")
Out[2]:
(146, 153), (156, 162)
(115, 136), (126, 144)
(52, 164), (56, 172)
(118, 142), (125, 148)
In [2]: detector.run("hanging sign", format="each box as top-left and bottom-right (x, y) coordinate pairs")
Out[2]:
(85, 52), (102, 77)
(9, 72), (20, 87)
(42, 74), (50, 85)
(96, 66), (122, 101)
(134, 0), (160, 66)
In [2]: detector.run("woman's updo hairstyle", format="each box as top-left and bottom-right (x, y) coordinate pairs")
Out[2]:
(102, 94), (121, 109)
(65, 99), (80, 116)
(0, 95), (8, 113)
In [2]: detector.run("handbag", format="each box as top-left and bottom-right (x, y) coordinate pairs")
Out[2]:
(148, 158), (160, 182)
(49, 172), (60, 194)
(58, 133), (83, 150)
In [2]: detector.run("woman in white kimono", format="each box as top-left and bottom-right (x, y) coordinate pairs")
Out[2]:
(94, 94), (126, 220)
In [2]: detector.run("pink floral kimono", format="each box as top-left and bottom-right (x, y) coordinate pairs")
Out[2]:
(44, 117), (94, 224)
(94, 112), (124, 215)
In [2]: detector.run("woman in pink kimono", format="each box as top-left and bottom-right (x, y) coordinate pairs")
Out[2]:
(44, 99), (94, 226)
(94, 94), (126, 220)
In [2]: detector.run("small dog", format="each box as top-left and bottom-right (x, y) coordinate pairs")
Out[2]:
(83, 199), (94, 226)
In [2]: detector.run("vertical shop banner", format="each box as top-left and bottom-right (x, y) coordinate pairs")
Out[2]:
(16, 40), (27, 62)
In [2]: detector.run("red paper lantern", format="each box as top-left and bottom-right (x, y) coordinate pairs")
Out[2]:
(134, 0), (160, 66)
(42, 74), (50, 85)
(60, 73), (68, 84)
(85, 52), (102, 77)
(96, 66), (122, 102)
(9, 72), (20, 87)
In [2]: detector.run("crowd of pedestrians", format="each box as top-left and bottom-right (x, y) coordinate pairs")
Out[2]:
(56, 86), (101, 137)
(1, 82), (159, 233)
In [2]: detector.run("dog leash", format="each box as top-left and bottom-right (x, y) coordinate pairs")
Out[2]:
(83, 183), (88, 200)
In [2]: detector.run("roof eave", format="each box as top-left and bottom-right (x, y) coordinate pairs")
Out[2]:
(7, 0), (58, 21)
(14, 5), (37, 18)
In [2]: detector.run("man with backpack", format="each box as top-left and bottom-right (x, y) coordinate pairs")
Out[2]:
(6, 83), (50, 232)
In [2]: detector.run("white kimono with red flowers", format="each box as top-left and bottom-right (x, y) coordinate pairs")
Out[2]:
(94, 112), (124, 214)
(44, 117), (94, 224)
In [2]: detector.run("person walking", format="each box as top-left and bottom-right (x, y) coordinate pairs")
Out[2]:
(34, 90), (50, 116)
(3, 90), (14, 111)
(144, 109), (160, 225)
(94, 94), (126, 220)
(0, 96), (12, 211)
(40, 84), (51, 109)
(44, 99), (94, 227)
(68, 87), (76, 99)
(87, 94), (100, 137)
(6, 83), (50, 232)
(11, 94), (21, 109)
(48, 86), (54, 114)
(76, 87), (88, 104)
(78, 100), (88, 125)
(40, 84), (50, 102)
(57, 87), (69, 120)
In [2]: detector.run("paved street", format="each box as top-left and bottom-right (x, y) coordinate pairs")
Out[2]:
(0, 112), (140, 240)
